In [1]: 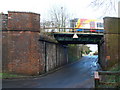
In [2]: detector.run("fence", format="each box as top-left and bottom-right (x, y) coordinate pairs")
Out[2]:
(94, 71), (120, 88)
(41, 27), (104, 34)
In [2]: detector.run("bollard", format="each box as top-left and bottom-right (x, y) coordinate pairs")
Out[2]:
(94, 71), (100, 88)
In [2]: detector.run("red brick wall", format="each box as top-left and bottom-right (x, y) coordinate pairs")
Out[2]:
(2, 31), (44, 75)
(7, 11), (40, 31)
(2, 11), (69, 75)
(2, 31), (68, 75)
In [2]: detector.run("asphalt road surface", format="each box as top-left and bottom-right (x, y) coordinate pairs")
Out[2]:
(3, 55), (100, 88)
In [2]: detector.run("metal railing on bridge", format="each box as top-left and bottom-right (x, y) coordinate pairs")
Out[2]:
(41, 27), (104, 34)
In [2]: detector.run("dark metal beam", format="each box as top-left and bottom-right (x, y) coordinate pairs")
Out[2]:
(54, 33), (103, 44)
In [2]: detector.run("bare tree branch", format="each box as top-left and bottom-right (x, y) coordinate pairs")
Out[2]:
(89, 0), (118, 16)
(48, 6), (71, 32)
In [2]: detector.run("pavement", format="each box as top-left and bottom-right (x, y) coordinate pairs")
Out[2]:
(2, 55), (100, 88)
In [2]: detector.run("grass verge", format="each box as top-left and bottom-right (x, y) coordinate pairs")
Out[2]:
(0, 73), (26, 79)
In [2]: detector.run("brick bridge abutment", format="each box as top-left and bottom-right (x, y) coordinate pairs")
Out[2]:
(98, 17), (120, 70)
(2, 11), (69, 75)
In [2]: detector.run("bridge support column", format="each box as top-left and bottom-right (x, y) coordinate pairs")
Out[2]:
(98, 38), (106, 70)
(104, 17), (120, 70)
(98, 44), (100, 65)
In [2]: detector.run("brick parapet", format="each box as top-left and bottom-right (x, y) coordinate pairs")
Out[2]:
(7, 11), (40, 31)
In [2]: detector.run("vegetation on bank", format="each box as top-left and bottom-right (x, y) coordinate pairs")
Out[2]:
(68, 44), (81, 63)
(68, 44), (91, 63)
(108, 64), (120, 83)
(98, 64), (120, 88)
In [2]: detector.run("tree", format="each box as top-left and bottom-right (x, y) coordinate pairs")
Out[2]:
(80, 45), (92, 55)
(49, 6), (71, 32)
(90, 0), (118, 15)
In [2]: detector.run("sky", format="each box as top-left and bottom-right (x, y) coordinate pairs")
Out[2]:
(1, 0), (119, 20)
(1, 0), (119, 52)
(87, 44), (98, 52)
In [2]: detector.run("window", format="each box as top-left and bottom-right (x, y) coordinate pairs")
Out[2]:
(97, 22), (103, 28)
(90, 21), (95, 28)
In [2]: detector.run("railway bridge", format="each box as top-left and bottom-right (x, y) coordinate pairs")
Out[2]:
(52, 30), (104, 68)
(2, 11), (119, 76)
(53, 32), (104, 44)
(52, 17), (120, 70)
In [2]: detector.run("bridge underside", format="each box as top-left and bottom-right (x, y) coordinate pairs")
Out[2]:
(54, 33), (103, 44)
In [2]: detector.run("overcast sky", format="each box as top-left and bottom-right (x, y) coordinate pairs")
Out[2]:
(1, 0), (119, 52)
(1, 0), (119, 21)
